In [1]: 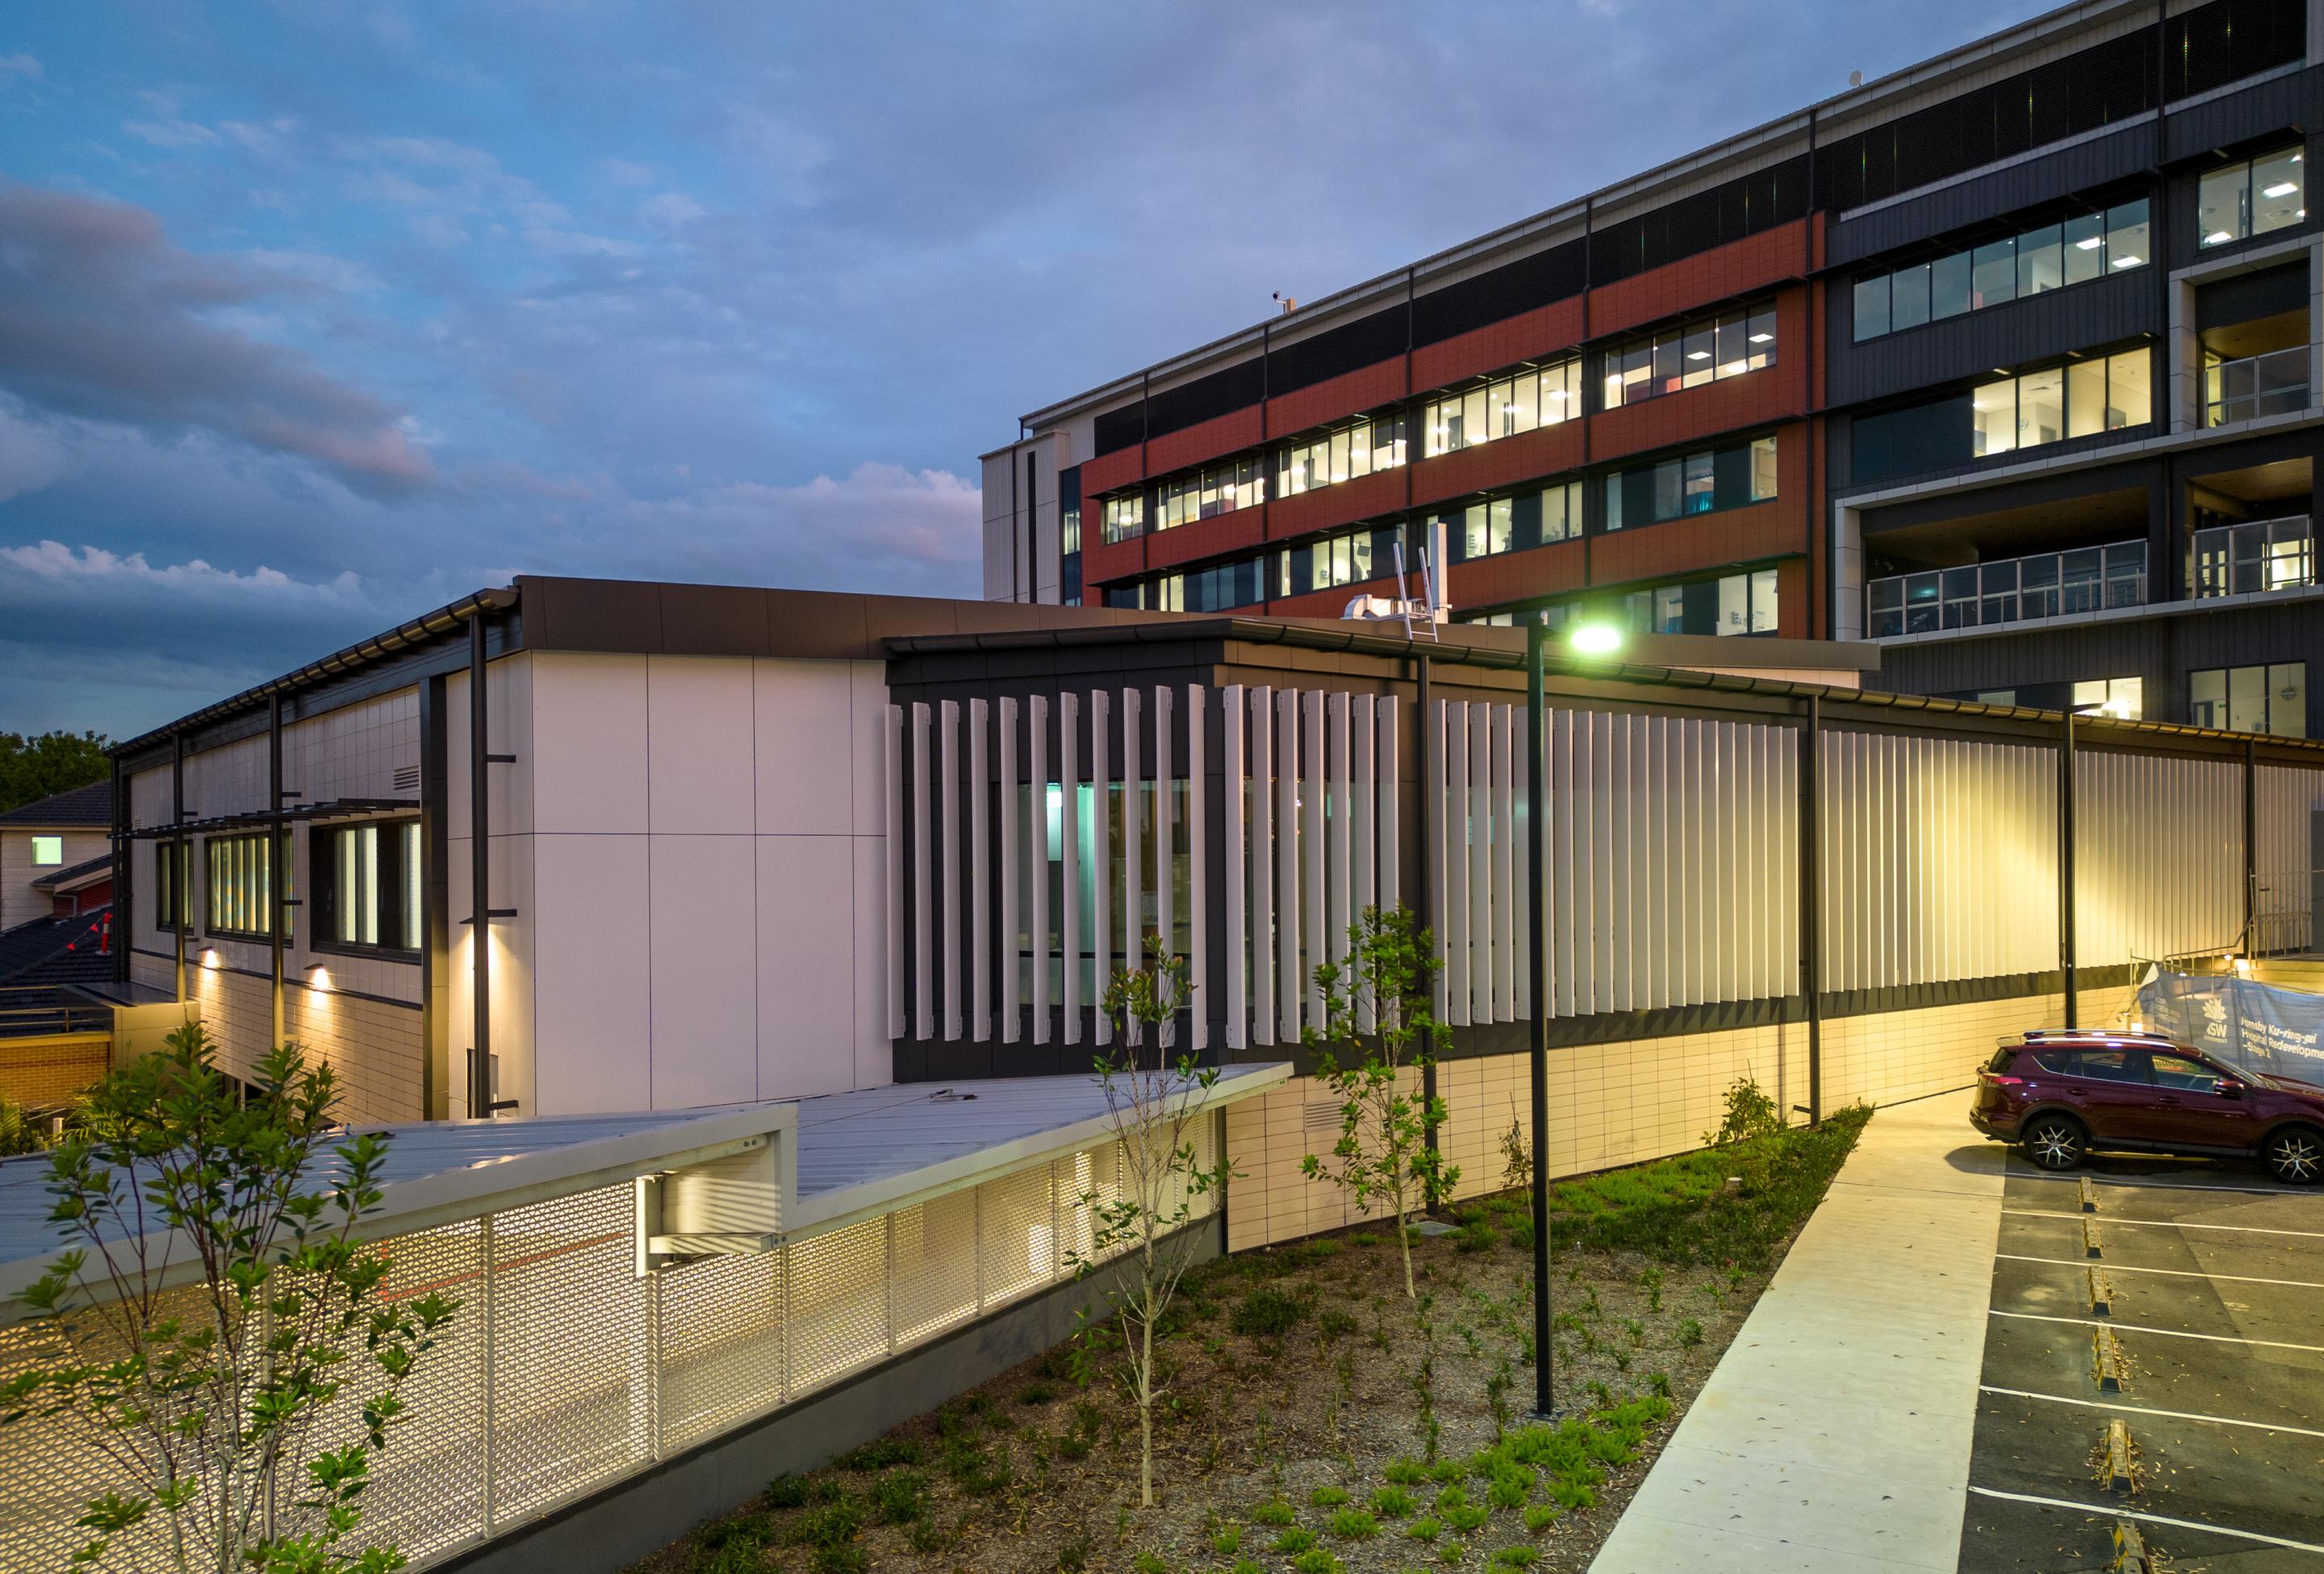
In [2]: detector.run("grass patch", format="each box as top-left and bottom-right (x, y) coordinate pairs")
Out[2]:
(1231, 1283), (1315, 1337)
(1547, 1104), (1870, 1269)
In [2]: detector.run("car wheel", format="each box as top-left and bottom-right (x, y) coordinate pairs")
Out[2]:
(2264, 1126), (2323, 1186)
(2023, 1115), (2085, 1171)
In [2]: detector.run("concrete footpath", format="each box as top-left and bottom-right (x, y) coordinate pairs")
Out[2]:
(1590, 1092), (2007, 1572)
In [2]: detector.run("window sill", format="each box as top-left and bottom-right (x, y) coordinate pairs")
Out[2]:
(307, 941), (423, 966)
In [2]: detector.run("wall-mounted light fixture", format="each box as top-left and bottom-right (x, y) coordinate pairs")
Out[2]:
(1569, 623), (1624, 658)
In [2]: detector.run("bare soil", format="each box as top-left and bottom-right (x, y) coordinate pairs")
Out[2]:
(629, 1124), (1866, 1574)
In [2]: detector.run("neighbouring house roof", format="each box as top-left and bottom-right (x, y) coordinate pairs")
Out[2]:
(0, 781), (111, 829)
(31, 855), (111, 894)
(0, 906), (111, 986)
(0, 1062), (1291, 1315)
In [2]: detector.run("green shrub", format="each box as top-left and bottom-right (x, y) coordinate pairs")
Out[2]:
(1443, 1505), (1490, 1534)
(1433, 1484), (1470, 1512)
(1211, 1523), (1242, 1555)
(1522, 1504), (1559, 1533)
(788, 1500), (861, 1548)
(1252, 1497), (1298, 1527)
(1490, 1547), (1540, 1568)
(694, 1543), (760, 1574)
(1310, 1484), (1351, 1508)
(836, 1437), (922, 1471)
(763, 1476), (811, 1509)
(1318, 1306), (1358, 1339)
(1231, 1561), (1266, 1574)
(1018, 1382), (1057, 1405)
(1326, 1508), (1380, 1540)
(697, 1513), (771, 1550)
(1438, 1543), (1468, 1566)
(1292, 1551), (1342, 1574)
(812, 1549), (867, 1574)
(1404, 1515), (1443, 1541)
(1452, 1220), (1499, 1254)
(1677, 1319), (1704, 1347)
(1370, 1485), (1419, 1517)
(1486, 1471), (1531, 1509)
(1385, 1458), (1431, 1485)
(1232, 1283), (1315, 1337)
(1271, 1526), (1317, 1555)
(1132, 1553), (1168, 1574)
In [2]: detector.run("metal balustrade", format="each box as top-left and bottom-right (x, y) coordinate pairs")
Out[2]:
(2192, 515), (2314, 599)
(2205, 345), (2309, 427)
(1866, 539), (2146, 638)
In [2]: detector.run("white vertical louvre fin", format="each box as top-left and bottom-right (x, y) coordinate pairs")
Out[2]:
(1302, 689), (1326, 1030)
(1185, 684), (1206, 1051)
(1030, 696), (1049, 1044)
(1249, 687), (1274, 1046)
(885, 705), (905, 1039)
(1092, 690), (1111, 1047)
(1222, 684), (1244, 1049)
(912, 702), (933, 1042)
(998, 697), (1018, 1044)
(969, 698), (989, 1042)
(1377, 695), (1399, 918)
(939, 700), (961, 1041)
(1277, 687), (1301, 1042)
(1122, 688), (1143, 1045)
(1060, 693), (1080, 1043)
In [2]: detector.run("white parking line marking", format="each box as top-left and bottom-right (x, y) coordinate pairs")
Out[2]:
(2004, 1207), (2324, 1241)
(1967, 1486), (2324, 1554)
(2008, 1170), (2289, 1199)
(1989, 1308), (2324, 1355)
(1979, 1384), (2324, 1441)
(1995, 1253), (2324, 1289)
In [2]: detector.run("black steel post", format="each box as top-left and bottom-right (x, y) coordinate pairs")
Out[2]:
(1800, 693), (1823, 1127)
(1415, 649), (1439, 1166)
(469, 614), (493, 1117)
(269, 694), (286, 1049)
(110, 754), (127, 985)
(172, 731), (186, 1001)
(2060, 709), (2079, 1028)
(2242, 737), (2258, 955)
(1525, 622), (1556, 1419)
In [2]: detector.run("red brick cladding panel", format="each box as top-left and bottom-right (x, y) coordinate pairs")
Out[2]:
(1410, 298), (1586, 393)
(1145, 405), (1264, 477)
(1587, 499), (1806, 586)
(1588, 220), (1808, 339)
(1079, 530), (1146, 590)
(1446, 539), (1587, 608)
(1409, 422), (1585, 509)
(1268, 467), (1408, 543)
(1267, 580), (1394, 620)
(1265, 359), (1408, 439)
(1143, 505), (1267, 574)
(1774, 559), (1810, 639)
(1080, 444), (1143, 499)
(1589, 290), (1809, 466)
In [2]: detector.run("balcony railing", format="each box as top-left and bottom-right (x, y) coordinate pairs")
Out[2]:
(2205, 345), (2309, 427)
(2192, 514), (2314, 599)
(1867, 539), (2147, 638)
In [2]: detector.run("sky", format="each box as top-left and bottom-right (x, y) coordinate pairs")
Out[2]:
(0, 0), (2054, 739)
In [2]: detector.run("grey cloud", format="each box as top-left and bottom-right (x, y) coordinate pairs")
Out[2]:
(0, 181), (436, 493)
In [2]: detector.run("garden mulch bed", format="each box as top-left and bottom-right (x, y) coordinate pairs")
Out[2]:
(632, 1106), (1872, 1574)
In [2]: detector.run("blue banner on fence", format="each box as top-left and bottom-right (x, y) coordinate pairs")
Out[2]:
(2135, 970), (2324, 1084)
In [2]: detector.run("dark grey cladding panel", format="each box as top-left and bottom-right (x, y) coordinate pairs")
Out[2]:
(1825, 124), (2155, 269)
(2160, 65), (2323, 165)
(1859, 458), (2162, 536)
(1826, 267), (2159, 409)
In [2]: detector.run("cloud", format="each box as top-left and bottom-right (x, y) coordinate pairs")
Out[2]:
(642, 191), (704, 227)
(0, 182), (436, 492)
(0, 54), (41, 86)
(123, 90), (219, 149)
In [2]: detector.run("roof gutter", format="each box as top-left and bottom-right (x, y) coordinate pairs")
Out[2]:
(110, 585), (520, 758)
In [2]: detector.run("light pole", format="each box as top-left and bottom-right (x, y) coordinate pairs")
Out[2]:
(1525, 617), (1557, 1421)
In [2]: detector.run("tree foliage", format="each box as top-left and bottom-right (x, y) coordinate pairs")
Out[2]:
(1300, 906), (1458, 1299)
(0, 1023), (458, 1572)
(1074, 944), (1235, 1509)
(0, 730), (111, 816)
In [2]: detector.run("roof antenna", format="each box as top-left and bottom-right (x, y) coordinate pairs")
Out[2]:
(1272, 291), (1298, 315)
(1848, 69), (1863, 87)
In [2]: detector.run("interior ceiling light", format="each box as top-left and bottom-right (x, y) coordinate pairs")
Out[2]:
(2263, 182), (2298, 198)
(2075, 235), (2104, 249)
(1687, 350), (1712, 361)
(1748, 332), (1774, 344)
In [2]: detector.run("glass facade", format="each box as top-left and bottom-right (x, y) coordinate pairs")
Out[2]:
(1465, 567), (1779, 637)
(1100, 492), (1144, 544)
(315, 821), (423, 956)
(1154, 457), (1266, 530)
(1279, 523), (1407, 599)
(2192, 516), (2314, 597)
(1852, 200), (2149, 341)
(1603, 436), (1777, 531)
(1147, 558), (1266, 613)
(2204, 345), (2308, 426)
(2191, 663), (2307, 736)
(1970, 350), (2150, 457)
(1441, 482), (1583, 563)
(2197, 146), (2305, 249)
(1601, 305), (1774, 410)
(1866, 540), (2148, 637)
(1422, 362), (1579, 458)
(205, 832), (290, 939)
(1277, 414), (1408, 496)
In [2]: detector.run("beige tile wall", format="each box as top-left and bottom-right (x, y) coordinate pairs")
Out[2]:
(1223, 983), (2130, 1251)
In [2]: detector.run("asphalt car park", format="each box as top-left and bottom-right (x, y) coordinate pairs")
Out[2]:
(1958, 1150), (2324, 1572)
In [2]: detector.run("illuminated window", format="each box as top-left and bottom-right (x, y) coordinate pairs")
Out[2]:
(205, 832), (290, 940)
(2198, 146), (2304, 249)
(1278, 413), (1408, 496)
(2192, 663), (2306, 736)
(1423, 361), (1578, 458)
(1852, 199), (2149, 341)
(1602, 306), (1773, 409)
(29, 835), (61, 867)
(314, 820), (422, 956)
(1100, 492), (1145, 543)
(1155, 457), (1266, 531)
(1603, 434), (1779, 531)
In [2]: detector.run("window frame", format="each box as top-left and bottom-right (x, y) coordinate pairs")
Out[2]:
(1851, 198), (2152, 342)
(1601, 305), (1774, 410)
(156, 838), (190, 931)
(28, 835), (63, 867)
(310, 818), (424, 963)
(203, 831), (290, 942)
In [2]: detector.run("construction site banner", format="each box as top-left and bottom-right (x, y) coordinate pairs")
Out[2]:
(2135, 969), (2324, 1083)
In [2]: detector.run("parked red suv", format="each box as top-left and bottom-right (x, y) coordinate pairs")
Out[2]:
(1971, 1030), (2324, 1184)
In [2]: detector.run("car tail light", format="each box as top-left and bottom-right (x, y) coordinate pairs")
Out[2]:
(1981, 1073), (2024, 1087)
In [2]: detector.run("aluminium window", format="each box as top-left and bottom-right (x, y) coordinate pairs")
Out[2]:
(1154, 456), (1266, 531)
(1421, 361), (1578, 458)
(1600, 304), (1774, 410)
(1147, 557), (1265, 613)
(1278, 523), (1405, 599)
(1278, 414), (1409, 495)
(2069, 676), (2144, 721)
(1441, 482), (1584, 564)
(2191, 662), (2307, 737)
(29, 835), (61, 866)
(156, 839), (189, 930)
(1853, 200), (2148, 341)
(2198, 146), (2305, 249)
(205, 831), (290, 940)
(1100, 492), (1145, 544)
(313, 820), (423, 957)
(1603, 435), (1777, 531)
(1970, 350), (2150, 457)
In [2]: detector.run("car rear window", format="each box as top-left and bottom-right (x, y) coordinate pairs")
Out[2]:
(1985, 1044), (2020, 1073)
(2025, 1049), (2078, 1075)
(2025, 1048), (2142, 1081)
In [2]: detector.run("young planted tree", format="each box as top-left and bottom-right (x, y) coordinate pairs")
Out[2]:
(0, 1022), (458, 1573)
(1301, 906), (1460, 1299)
(1072, 944), (1235, 1509)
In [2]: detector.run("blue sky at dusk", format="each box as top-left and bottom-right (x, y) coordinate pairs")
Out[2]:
(0, 2), (2050, 737)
